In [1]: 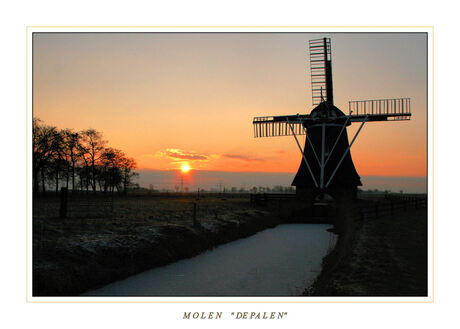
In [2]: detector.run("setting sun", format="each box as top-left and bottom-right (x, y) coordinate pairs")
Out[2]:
(180, 163), (191, 173)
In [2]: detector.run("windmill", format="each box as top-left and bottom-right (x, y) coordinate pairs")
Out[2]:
(252, 37), (411, 206)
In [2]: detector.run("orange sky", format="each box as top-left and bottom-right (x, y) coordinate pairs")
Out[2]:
(33, 33), (427, 177)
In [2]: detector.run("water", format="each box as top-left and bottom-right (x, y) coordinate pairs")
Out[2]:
(83, 224), (336, 296)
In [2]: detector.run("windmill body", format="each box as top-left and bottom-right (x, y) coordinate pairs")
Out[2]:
(253, 37), (411, 207)
(291, 101), (361, 204)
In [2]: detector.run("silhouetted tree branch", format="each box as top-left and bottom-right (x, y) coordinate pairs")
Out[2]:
(33, 118), (137, 195)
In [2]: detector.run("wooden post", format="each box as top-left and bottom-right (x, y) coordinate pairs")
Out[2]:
(59, 187), (68, 219)
(192, 202), (198, 227)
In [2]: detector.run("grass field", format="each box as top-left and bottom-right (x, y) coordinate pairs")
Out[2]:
(310, 206), (428, 296)
(33, 193), (254, 225)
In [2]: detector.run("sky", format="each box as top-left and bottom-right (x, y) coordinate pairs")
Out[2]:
(33, 32), (427, 190)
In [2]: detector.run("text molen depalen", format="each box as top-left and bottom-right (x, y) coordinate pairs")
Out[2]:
(183, 312), (287, 320)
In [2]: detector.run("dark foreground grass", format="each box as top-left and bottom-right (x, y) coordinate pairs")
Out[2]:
(310, 206), (428, 296)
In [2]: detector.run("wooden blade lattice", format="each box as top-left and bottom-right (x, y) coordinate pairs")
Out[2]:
(310, 38), (332, 105)
(348, 98), (411, 122)
(253, 116), (306, 137)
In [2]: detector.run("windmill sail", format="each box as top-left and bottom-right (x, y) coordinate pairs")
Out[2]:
(253, 115), (307, 137)
(348, 98), (411, 121)
(310, 38), (333, 105)
(253, 97), (412, 137)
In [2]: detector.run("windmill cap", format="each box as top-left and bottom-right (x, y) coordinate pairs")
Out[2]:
(305, 101), (350, 126)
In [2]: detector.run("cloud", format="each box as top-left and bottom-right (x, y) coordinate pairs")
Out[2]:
(153, 148), (210, 162)
(222, 154), (264, 162)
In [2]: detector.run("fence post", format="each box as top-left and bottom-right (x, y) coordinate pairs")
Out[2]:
(192, 202), (198, 227)
(59, 187), (68, 219)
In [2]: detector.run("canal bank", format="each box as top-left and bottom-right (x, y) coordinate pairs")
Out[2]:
(307, 206), (428, 296)
(33, 208), (281, 296)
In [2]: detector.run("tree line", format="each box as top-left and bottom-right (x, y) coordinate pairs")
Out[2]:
(33, 118), (138, 194)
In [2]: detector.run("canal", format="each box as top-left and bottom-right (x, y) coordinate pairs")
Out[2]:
(83, 224), (336, 296)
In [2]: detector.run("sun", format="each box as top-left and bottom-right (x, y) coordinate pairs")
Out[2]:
(180, 163), (191, 173)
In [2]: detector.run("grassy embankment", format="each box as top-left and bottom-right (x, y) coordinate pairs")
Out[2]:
(309, 195), (428, 296)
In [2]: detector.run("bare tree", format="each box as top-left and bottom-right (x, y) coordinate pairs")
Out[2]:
(100, 147), (124, 193)
(33, 119), (137, 196)
(100, 148), (138, 194)
(120, 156), (138, 195)
(62, 129), (81, 192)
(49, 129), (66, 193)
(33, 118), (59, 193)
(80, 129), (106, 193)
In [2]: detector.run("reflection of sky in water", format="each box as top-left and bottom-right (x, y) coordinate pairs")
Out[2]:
(83, 224), (335, 296)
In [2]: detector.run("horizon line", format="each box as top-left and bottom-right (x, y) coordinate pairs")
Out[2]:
(136, 168), (427, 178)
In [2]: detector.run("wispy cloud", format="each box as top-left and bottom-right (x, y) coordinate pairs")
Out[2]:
(149, 148), (210, 163)
(223, 154), (264, 162)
